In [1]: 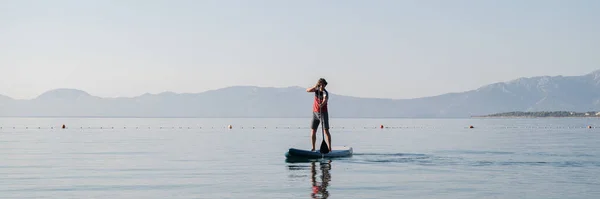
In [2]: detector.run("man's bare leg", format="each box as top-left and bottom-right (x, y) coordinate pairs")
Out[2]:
(324, 128), (332, 151)
(311, 129), (317, 151)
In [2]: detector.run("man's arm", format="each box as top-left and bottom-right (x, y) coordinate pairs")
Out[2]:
(306, 84), (319, 92)
(319, 92), (328, 107)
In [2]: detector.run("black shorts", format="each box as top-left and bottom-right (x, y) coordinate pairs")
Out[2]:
(311, 112), (329, 130)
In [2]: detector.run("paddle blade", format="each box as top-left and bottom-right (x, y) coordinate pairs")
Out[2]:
(320, 140), (330, 154)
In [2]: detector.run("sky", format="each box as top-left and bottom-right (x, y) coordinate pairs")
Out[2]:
(1, 0), (599, 100)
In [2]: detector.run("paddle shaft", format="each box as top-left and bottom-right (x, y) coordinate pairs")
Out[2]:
(318, 86), (330, 154)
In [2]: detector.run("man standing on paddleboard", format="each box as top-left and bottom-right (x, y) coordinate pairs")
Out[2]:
(306, 78), (331, 152)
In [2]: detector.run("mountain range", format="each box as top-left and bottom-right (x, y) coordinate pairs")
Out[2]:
(2, 70), (600, 118)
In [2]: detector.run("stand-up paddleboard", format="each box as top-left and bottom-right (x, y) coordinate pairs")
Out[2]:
(285, 146), (353, 158)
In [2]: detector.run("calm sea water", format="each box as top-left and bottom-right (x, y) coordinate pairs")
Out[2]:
(1, 117), (599, 198)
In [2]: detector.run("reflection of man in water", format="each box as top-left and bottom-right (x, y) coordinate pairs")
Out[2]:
(310, 160), (331, 199)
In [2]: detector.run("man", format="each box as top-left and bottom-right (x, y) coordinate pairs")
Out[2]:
(306, 78), (331, 152)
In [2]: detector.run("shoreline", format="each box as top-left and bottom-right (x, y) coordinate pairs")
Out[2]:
(472, 116), (600, 118)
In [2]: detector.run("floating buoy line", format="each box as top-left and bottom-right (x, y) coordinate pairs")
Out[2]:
(0, 125), (597, 130)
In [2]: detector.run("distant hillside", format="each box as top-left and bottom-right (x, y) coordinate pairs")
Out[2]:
(1, 69), (600, 118)
(0, 94), (12, 101)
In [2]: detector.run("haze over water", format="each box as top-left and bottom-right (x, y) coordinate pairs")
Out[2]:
(1, 117), (599, 198)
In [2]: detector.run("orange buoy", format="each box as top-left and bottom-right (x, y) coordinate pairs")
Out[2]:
(380, 124), (384, 129)
(469, 125), (474, 129)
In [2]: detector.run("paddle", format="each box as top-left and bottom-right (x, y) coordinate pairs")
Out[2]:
(318, 86), (330, 154)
